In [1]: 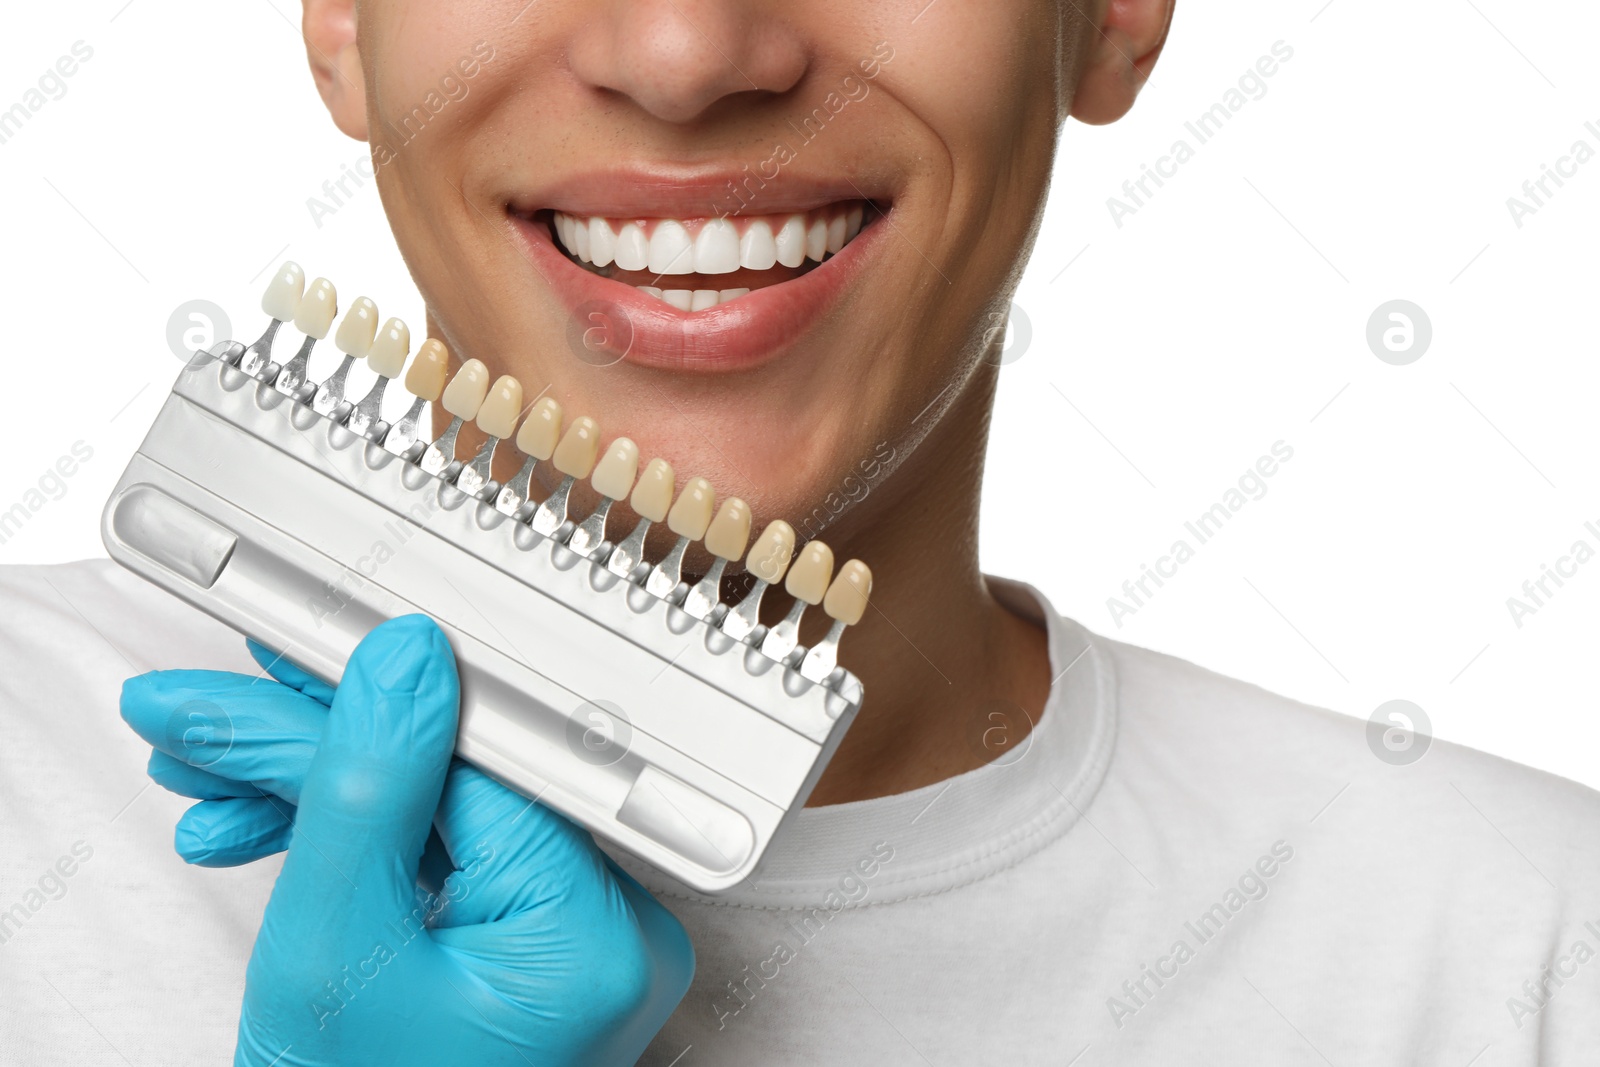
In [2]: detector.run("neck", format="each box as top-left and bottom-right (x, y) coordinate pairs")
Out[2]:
(791, 363), (1052, 806)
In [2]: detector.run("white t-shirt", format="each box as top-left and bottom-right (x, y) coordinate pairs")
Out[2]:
(2, 560), (1597, 1065)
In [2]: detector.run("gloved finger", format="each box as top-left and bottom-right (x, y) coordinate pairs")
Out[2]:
(175, 795), (297, 867)
(416, 826), (457, 902)
(246, 639), (337, 706)
(250, 615), (460, 959)
(120, 669), (327, 804)
(427, 760), (616, 929)
(147, 749), (266, 800)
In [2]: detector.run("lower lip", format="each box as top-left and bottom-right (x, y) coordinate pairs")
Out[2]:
(508, 210), (883, 373)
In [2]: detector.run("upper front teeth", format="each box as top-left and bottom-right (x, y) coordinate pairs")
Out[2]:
(553, 206), (864, 275)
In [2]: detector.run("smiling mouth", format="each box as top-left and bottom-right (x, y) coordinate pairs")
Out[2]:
(528, 201), (876, 312)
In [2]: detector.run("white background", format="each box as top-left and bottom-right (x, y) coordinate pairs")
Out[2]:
(2, 1), (1596, 787)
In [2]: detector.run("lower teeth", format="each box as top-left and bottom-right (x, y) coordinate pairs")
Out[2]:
(638, 287), (752, 311)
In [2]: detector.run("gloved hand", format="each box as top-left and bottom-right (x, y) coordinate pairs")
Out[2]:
(120, 615), (694, 1067)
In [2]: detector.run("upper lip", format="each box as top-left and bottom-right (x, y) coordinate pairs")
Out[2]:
(505, 166), (893, 219)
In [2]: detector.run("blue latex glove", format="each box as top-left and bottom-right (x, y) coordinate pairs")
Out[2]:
(121, 615), (694, 1067)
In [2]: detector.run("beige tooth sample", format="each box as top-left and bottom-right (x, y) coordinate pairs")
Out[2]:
(631, 458), (675, 522)
(420, 355), (489, 474)
(720, 519), (796, 641)
(592, 438), (641, 501)
(662, 289), (693, 311)
(516, 397), (564, 460)
(667, 477), (715, 539)
(703, 498), (752, 561)
(531, 415), (601, 535)
(295, 278), (338, 338)
(719, 288), (750, 302)
(775, 215), (807, 268)
(345, 316), (408, 439)
(762, 539), (834, 662)
(261, 261), (305, 322)
(380, 334), (445, 457)
(441, 358), (490, 419)
(241, 260), (306, 375)
(823, 560), (872, 625)
(311, 296), (380, 411)
(607, 457), (674, 579)
(569, 437), (640, 556)
(646, 476), (715, 598)
(404, 338), (450, 401)
(691, 290), (718, 312)
(335, 297), (379, 356)
(802, 558), (872, 681)
(277, 277), (339, 399)
(845, 203), (864, 241)
(684, 496), (750, 618)
(476, 375), (523, 439)
(454, 373), (522, 496)
(552, 416), (601, 477)
(747, 520), (796, 583)
(367, 318), (411, 379)
(786, 541), (835, 604)
(495, 396), (563, 517)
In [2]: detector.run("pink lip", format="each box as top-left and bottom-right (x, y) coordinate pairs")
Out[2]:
(507, 201), (887, 373)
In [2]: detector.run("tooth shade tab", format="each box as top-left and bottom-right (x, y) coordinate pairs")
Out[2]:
(592, 437), (640, 501)
(261, 261), (305, 322)
(667, 477), (715, 540)
(405, 338), (449, 401)
(516, 397), (564, 459)
(477, 375), (523, 439)
(368, 318), (410, 378)
(294, 277), (338, 339)
(746, 520), (796, 583)
(552, 416), (601, 477)
(703, 497), (751, 561)
(441, 358), (490, 419)
(334, 297), (379, 357)
(785, 541), (834, 605)
(631, 458), (675, 522)
(824, 560), (872, 625)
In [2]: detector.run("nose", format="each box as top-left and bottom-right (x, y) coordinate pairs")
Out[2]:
(567, 0), (808, 125)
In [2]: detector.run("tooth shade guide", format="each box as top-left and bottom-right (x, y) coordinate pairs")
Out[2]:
(112, 345), (872, 893)
(176, 277), (880, 686)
